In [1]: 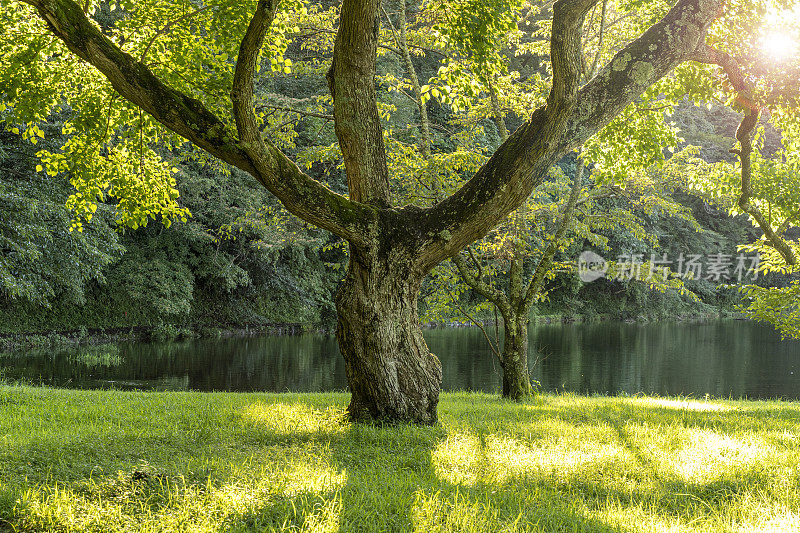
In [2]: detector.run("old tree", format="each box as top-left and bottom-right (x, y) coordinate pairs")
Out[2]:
(2, 0), (767, 422)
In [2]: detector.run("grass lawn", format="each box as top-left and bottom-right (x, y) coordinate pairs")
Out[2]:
(1, 387), (799, 532)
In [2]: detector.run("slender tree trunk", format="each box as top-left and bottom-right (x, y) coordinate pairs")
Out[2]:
(490, 80), (533, 401)
(501, 311), (531, 400)
(335, 244), (442, 423)
(397, 1), (432, 160)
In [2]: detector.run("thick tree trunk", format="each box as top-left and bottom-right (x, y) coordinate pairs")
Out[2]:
(335, 247), (442, 423)
(501, 312), (532, 401)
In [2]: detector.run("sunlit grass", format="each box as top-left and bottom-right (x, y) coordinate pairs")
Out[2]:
(1, 387), (800, 531)
(631, 397), (732, 412)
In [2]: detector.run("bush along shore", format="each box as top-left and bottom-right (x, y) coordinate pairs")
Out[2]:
(1, 387), (799, 532)
(1, 310), (742, 352)
(0, 322), (320, 351)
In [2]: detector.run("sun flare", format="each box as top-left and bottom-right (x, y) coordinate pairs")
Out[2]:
(761, 6), (800, 63)
(762, 31), (798, 62)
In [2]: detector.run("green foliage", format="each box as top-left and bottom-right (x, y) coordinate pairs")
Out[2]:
(109, 251), (195, 317)
(151, 322), (180, 342)
(0, 0), (347, 332)
(0, 0), (314, 229)
(0, 129), (123, 307)
(430, 0), (521, 70)
(669, 104), (800, 337)
(739, 282), (800, 339)
(0, 4), (190, 230)
(0, 0), (797, 337)
(0, 135), (344, 332)
(582, 93), (681, 187)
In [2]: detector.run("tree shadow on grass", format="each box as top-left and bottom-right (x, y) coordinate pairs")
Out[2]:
(223, 404), (631, 532)
(535, 397), (800, 527)
(2, 394), (797, 531)
(225, 396), (800, 531)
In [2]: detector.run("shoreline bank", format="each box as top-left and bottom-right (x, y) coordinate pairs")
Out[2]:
(1, 310), (744, 351)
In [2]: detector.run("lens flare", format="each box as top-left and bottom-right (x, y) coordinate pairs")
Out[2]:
(761, 31), (798, 63)
(760, 5), (800, 63)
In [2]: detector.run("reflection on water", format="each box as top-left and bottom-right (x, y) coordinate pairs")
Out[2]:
(2, 320), (799, 399)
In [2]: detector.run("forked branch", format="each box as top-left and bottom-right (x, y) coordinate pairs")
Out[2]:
(452, 253), (510, 312)
(418, 0), (724, 272)
(21, 0), (371, 244)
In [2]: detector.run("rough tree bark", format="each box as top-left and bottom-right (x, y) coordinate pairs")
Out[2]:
(21, 0), (725, 423)
(335, 235), (442, 422)
(501, 310), (530, 399)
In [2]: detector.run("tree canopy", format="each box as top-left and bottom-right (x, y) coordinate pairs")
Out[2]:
(2, 0), (798, 421)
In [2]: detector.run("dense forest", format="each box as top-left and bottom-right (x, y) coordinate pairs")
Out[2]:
(0, 114), (780, 339)
(1, 0), (795, 340)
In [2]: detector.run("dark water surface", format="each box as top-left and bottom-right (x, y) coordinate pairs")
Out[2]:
(2, 320), (799, 399)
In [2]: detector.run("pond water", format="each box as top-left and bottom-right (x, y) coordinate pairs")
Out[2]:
(2, 320), (799, 400)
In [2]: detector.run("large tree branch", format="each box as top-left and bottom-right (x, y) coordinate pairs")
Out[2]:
(327, 0), (390, 204)
(691, 44), (796, 266)
(415, 0), (722, 272)
(548, 0), (599, 111)
(229, 1), (376, 242)
(690, 43), (757, 107)
(232, 0), (277, 147)
(21, 0), (372, 244)
(22, 0), (247, 170)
